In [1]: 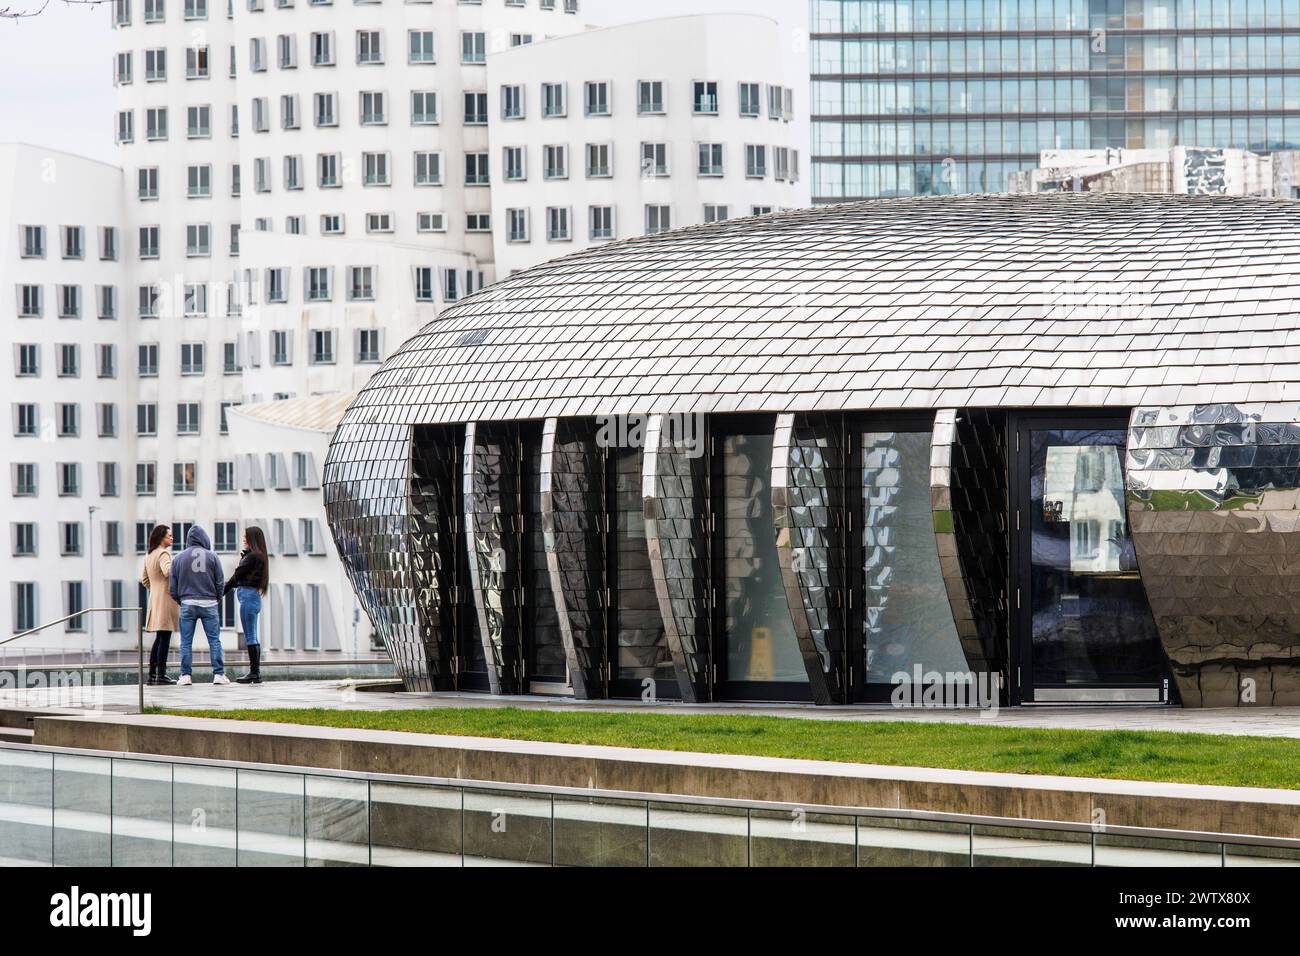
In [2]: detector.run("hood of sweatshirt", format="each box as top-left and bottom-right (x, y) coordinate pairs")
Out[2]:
(186, 525), (212, 551)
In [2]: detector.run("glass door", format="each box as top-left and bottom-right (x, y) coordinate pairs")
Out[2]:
(1012, 416), (1168, 703)
(712, 416), (811, 701)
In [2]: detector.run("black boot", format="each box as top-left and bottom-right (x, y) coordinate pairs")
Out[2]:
(147, 663), (159, 686)
(236, 645), (262, 684)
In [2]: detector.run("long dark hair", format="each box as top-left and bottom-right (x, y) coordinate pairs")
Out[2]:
(147, 523), (170, 553)
(245, 525), (270, 595)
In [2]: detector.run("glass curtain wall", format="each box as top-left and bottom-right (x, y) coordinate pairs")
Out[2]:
(811, 0), (1300, 199)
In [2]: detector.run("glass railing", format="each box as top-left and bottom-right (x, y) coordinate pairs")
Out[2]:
(2, 742), (1298, 867)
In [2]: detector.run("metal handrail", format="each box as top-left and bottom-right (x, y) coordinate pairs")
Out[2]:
(3, 607), (139, 647)
(3, 606), (145, 713)
(2, 737), (1298, 853)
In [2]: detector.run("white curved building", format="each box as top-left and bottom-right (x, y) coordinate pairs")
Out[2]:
(487, 15), (807, 276)
(2, 5), (806, 659)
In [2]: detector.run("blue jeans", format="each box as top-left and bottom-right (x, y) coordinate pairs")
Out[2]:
(237, 588), (262, 647)
(179, 604), (224, 677)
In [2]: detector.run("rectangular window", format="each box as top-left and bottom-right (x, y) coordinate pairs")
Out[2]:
(357, 328), (381, 362)
(16, 343), (39, 377)
(697, 142), (724, 176)
(64, 581), (86, 632)
(136, 402), (157, 436)
(217, 461), (237, 493)
(464, 153), (488, 185)
(58, 285), (81, 318)
(57, 403), (80, 437)
(542, 82), (566, 117)
(100, 226), (119, 260)
(641, 142), (668, 177)
(284, 155), (303, 190)
(408, 29), (435, 63)
(413, 267), (435, 302)
(543, 144), (567, 180)
(311, 31), (335, 66)
(411, 90), (438, 124)
(21, 224), (45, 258)
(59, 343), (80, 376)
(314, 92), (337, 126)
(13, 523), (37, 557)
(584, 80), (609, 116)
(501, 84), (523, 120)
(363, 151), (390, 185)
(14, 582), (37, 632)
(585, 142), (611, 178)
(463, 91), (487, 125)
(416, 151), (443, 186)
(62, 226), (84, 259)
(645, 204), (671, 235)
(97, 286), (118, 320)
(97, 403), (118, 437)
(460, 31), (485, 63)
(318, 152), (340, 187)
(739, 81), (760, 117)
(503, 146), (525, 181)
(693, 80), (718, 114)
(310, 329), (335, 364)
(100, 461), (120, 496)
(18, 285), (42, 318)
(58, 464), (81, 498)
(187, 104), (211, 137)
(186, 45), (210, 78)
(13, 464), (37, 496)
(177, 402), (201, 435)
(272, 330), (291, 364)
(360, 90), (386, 124)
(14, 404), (39, 437)
(187, 164), (212, 197)
(546, 206), (570, 242)
(186, 223), (211, 257)
(136, 461), (157, 495)
(145, 47), (167, 81)
(173, 461), (197, 495)
(305, 266), (332, 301)
(180, 342), (205, 375)
(97, 343), (116, 377)
(213, 521), (238, 552)
(357, 29), (383, 64)
(348, 266), (375, 301)
(745, 143), (767, 178)
(637, 80), (664, 114)
(506, 208), (529, 243)
(704, 204), (729, 223)
(138, 166), (159, 199)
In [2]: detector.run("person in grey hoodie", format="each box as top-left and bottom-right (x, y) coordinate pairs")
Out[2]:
(168, 525), (228, 686)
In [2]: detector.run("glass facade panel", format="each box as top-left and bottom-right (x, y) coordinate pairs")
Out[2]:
(972, 823), (1093, 866)
(857, 816), (972, 866)
(614, 447), (672, 684)
(1028, 429), (1163, 686)
(749, 808), (857, 866)
(722, 433), (807, 686)
(862, 431), (966, 684)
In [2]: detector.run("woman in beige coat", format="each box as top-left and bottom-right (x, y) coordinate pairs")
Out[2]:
(140, 524), (180, 684)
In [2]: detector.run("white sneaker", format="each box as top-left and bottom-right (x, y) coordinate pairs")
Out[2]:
(177, 675), (192, 687)
(212, 674), (230, 685)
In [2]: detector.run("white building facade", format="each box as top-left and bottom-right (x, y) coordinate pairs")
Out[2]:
(487, 15), (808, 276)
(1, 5), (804, 657)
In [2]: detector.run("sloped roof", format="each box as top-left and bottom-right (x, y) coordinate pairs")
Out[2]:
(337, 193), (1300, 432)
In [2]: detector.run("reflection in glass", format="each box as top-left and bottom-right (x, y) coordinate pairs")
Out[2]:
(972, 823), (1092, 866)
(172, 764), (236, 866)
(111, 759), (172, 866)
(554, 795), (648, 866)
(463, 788), (552, 866)
(614, 447), (673, 681)
(0, 748), (52, 865)
(1029, 429), (1163, 685)
(861, 431), (966, 682)
(305, 775), (369, 866)
(857, 816), (970, 866)
(749, 808), (855, 866)
(370, 782), (462, 866)
(723, 433), (806, 684)
(54, 753), (110, 866)
(648, 802), (748, 867)
(524, 433), (565, 679)
(236, 769), (305, 866)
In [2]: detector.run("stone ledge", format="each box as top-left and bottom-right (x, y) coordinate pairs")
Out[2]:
(28, 712), (1300, 839)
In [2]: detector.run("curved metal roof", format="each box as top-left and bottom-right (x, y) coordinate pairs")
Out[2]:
(337, 194), (1300, 431)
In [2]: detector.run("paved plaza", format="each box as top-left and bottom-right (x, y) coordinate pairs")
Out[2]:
(4, 679), (1300, 739)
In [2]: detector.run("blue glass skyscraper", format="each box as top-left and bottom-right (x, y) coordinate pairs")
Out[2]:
(811, 0), (1300, 198)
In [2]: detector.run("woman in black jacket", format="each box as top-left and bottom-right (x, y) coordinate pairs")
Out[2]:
(224, 526), (270, 684)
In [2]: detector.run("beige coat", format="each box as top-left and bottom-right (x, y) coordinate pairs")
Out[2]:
(140, 548), (180, 633)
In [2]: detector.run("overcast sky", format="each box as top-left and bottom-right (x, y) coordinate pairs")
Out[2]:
(0, 0), (808, 165)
